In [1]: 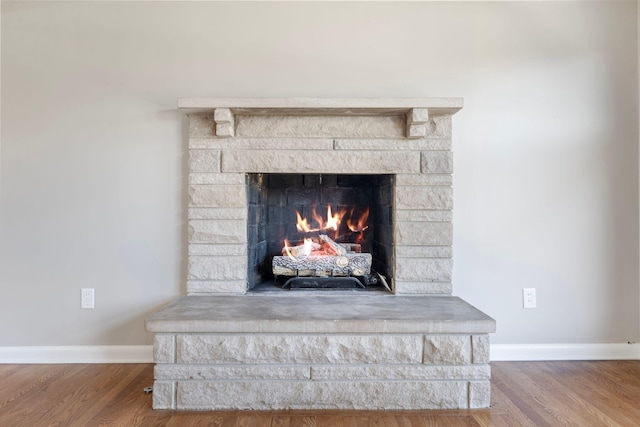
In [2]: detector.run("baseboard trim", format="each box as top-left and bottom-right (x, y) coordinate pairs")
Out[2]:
(1, 343), (638, 364)
(491, 343), (640, 361)
(0, 345), (153, 364)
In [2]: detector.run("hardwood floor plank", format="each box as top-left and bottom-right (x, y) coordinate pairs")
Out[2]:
(576, 361), (640, 407)
(536, 361), (640, 426)
(0, 364), (72, 410)
(0, 364), (87, 426)
(79, 364), (153, 427)
(498, 362), (625, 426)
(487, 377), (538, 426)
(236, 413), (261, 427)
(490, 363), (555, 427)
(524, 362), (632, 426)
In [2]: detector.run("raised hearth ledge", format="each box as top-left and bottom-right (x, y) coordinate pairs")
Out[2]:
(145, 295), (495, 334)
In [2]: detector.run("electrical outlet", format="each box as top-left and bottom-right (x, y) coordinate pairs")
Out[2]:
(523, 288), (536, 309)
(81, 288), (95, 309)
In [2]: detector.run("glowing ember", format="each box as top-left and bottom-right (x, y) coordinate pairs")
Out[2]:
(303, 238), (313, 256)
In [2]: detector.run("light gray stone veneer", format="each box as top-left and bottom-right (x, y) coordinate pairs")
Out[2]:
(182, 99), (461, 295)
(145, 98), (496, 411)
(236, 115), (406, 138)
(176, 334), (423, 364)
(221, 149), (420, 174)
(188, 220), (247, 244)
(177, 381), (468, 410)
(187, 256), (246, 281)
(146, 294), (495, 410)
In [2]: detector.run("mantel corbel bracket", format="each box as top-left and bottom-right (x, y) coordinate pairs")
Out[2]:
(213, 108), (234, 138)
(406, 108), (429, 139)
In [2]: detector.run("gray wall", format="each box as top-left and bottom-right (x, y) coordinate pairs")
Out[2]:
(1, 1), (638, 346)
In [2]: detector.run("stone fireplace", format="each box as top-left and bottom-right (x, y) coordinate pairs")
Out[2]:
(145, 98), (496, 410)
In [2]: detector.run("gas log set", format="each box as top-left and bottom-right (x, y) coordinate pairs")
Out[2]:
(271, 205), (386, 290)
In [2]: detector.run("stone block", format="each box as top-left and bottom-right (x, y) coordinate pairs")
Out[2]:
(188, 208), (246, 220)
(396, 222), (453, 246)
(213, 108), (233, 123)
(334, 138), (449, 151)
(188, 114), (215, 138)
(469, 380), (491, 408)
(396, 174), (453, 186)
(472, 334), (491, 364)
(221, 150), (420, 174)
(407, 124), (427, 139)
(311, 364), (489, 380)
(188, 138), (218, 149)
(188, 220), (246, 244)
(189, 173), (245, 185)
(424, 335), (471, 365)
(216, 123), (234, 138)
(422, 151), (453, 174)
(153, 334), (175, 363)
(152, 381), (176, 409)
(156, 365), (310, 380)
(427, 115), (452, 138)
(394, 282), (453, 295)
(186, 280), (247, 294)
(395, 246), (452, 258)
(193, 138), (335, 150)
(395, 258), (453, 282)
(189, 150), (220, 173)
(408, 108), (429, 124)
(423, 138), (452, 150)
(188, 244), (246, 256)
(188, 256), (246, 281)
(176, 380), (468, 410)
(235, 115), (405, 138)
(176, 335), (422, 364)
(188, 185), (246, 208)
(245, 137), (334, 150)
(396, 186), (453, 210)
(396, 210), (453, 222)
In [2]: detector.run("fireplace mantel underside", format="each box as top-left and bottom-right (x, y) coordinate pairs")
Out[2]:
(145, 98), (495, 411)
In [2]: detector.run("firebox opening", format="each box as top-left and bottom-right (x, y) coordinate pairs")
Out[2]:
(247, 173), (394, 292)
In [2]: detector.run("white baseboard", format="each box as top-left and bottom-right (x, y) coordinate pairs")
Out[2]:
(1, 343), (638, 364)
(0, 345), (153, 364)
(491, 343), (640, 361)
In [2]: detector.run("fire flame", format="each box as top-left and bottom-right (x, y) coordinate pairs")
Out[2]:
(347, 207), (369, 233)
(295, 212), (312, 233)
(291, 205), (369, 243)
(283, 239), (295, 260)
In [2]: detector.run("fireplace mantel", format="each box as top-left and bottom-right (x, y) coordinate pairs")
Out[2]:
(177, 97), (464, 115)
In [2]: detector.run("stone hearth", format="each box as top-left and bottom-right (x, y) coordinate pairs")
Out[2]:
(145, 98), (496, 410)
(146, 295), (494, 410)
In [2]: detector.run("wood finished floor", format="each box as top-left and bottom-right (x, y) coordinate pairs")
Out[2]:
(1, 361), (639, 426)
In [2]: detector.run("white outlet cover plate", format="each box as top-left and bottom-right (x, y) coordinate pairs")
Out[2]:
(81, 288), (95, 309)
(523, 288), (536, 309)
